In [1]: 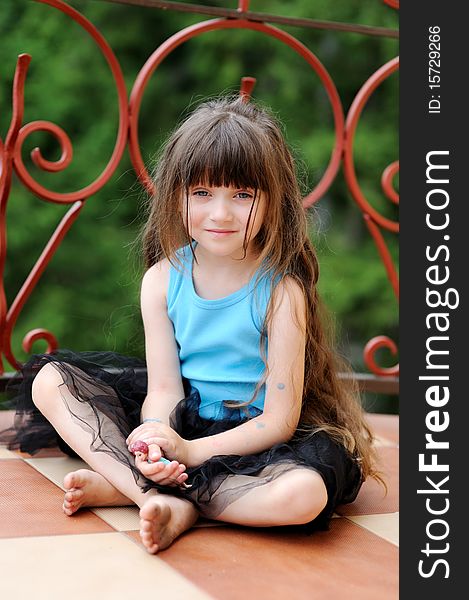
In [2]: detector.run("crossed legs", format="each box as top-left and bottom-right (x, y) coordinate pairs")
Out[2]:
(31, 362), (328, 553)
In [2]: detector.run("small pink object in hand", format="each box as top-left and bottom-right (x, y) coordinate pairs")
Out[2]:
(129, 440), (171, 465)
(129, 440), (149, 456)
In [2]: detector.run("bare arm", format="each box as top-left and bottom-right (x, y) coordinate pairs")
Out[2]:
(139, 259), (185, 425)
(187, 278), (306, 467)
(125, 260), (189, 487)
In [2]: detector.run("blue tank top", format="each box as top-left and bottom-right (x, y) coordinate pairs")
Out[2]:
(167, 245), (270, 420)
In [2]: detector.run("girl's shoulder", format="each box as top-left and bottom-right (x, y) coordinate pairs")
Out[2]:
(265, 275), (306, 318)
(143, 257), (172, 279)
(141, 258), (172, 304)
(142, 246), (192, 306)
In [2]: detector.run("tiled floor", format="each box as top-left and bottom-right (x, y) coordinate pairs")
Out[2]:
(0, 411), (398, 599)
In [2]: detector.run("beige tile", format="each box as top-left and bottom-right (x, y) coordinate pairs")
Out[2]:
(91, 507), (237, 531)
(347, 513), (399, 546)
(0, 533), (213, 600)
(91, 506), (140, 530)
(25, 456), (90, 489)
(0, 447), (18, 458)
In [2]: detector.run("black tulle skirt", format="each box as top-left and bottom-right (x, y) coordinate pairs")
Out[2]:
(1, 349), (363, 531)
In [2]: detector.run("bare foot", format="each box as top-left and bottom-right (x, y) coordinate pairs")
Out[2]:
(63, 469), (132, 516)
(139, 495), (199, 554)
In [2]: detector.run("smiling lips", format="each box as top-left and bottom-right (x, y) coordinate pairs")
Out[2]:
(206, 229), (236, 235)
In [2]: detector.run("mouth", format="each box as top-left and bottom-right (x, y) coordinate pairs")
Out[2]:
(205, 229), (236, 234)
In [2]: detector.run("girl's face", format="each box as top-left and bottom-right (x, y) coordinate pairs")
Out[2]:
(184, 184), (266, 260)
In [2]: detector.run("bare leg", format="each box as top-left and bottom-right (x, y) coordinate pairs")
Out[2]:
(32, 363), (199, 553)
(211, 468), (328, 527)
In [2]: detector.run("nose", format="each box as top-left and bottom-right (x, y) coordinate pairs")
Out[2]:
(209, 196), (233, 222)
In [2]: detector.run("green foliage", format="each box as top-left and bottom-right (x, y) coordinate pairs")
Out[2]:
(1, 1), (398, 410)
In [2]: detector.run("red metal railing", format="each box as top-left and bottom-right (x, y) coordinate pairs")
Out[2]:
(0, 0), (399, 390)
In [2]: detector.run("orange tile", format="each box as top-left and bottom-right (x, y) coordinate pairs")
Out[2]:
(16, 447), (68, 458)
(0, 459), (115, 538)
(366, 413), (399, 446)
(337, 446), (398, 516)
(126, 518), (398, 600)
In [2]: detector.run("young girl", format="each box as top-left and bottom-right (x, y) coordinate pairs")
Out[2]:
(3, 96), (381, 554)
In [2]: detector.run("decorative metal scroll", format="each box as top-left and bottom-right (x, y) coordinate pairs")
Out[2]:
(343, 56), (399, 377)
(0, 0), (399, 378)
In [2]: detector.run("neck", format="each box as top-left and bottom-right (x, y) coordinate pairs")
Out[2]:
(193, 243), (261, 278)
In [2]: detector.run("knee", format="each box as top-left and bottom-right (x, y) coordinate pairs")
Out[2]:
(31, 362), (64, 409)
(274, 470), (328, 525)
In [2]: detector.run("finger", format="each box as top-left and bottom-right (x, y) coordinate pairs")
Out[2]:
(175, 463), (188, 484)
(158, 461), (182, 484)
(147, 443), (162, 462)
(127, 431), (160, 455)
(144, 437), (171, 452)
(163, 468), (189, 487)
(176, 472), (189, 485)
(126, 424), (146, 445)
(129, 433), (161, 447)
(162, 461), (181, 480)
(159, 473), (186, 487)
(142, 463), (167, 479)
(126, 422), (163, 446)
(135, 454), (166, 477)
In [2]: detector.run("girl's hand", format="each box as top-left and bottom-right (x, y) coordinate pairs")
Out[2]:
(127, 436), (188, 487)
(140, 427), (191, 467)
(133, 450), (189, 487)
(127, 422), (173, 462)
(126, 423), (192, 481)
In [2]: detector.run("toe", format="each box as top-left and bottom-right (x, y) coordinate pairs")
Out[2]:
(63, 469), (90, 491)
(142, 538), (158, 554)
(140, 529), (152, 541)
(139, 500), (161, 522)
(65, 489), (82, 503)
(63, 471), (79, 491)
(140, 520), (152, 532)
(140, 530), (158, 554)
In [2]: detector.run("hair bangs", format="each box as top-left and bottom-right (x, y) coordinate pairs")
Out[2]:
(181, 118), (271, 193)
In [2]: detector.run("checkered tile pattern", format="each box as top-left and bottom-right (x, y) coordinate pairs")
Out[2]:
(0, 411), (398, 599)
